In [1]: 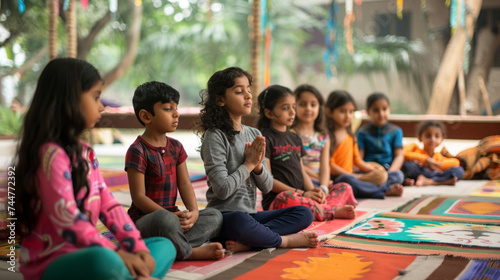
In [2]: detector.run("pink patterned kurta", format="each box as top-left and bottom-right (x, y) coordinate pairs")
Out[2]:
(19, 142), (148, 280)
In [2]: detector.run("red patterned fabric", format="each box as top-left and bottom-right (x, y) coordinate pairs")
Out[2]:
(269, 183), (358, 221)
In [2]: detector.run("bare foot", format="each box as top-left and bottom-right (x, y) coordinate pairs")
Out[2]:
(280, 232), (319, 248)
(225, 240), (251, 253)
(403, 178), (414, 186)
(415, 175), (457, 186)
(441, 176), (458, 186)
(334, 205), (356, 219)
(385, 184), (403, 196)
(188, 242), (225, 260)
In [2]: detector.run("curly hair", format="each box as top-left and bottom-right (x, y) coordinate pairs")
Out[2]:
(195, 67), (252, 144)
(14, 58), (102, 236)
(292, 84), (326, 134)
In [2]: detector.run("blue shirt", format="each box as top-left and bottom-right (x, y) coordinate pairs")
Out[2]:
(356, 122), (403, 169)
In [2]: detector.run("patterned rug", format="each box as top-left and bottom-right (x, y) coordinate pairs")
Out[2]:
(323, 212), (500, 259)
(470, 180), (500, 197)
(207, 248), (500, 280)
(395, 257), (500, 280)
(206, 247), (417, 280)
(393, 195), (500, 223)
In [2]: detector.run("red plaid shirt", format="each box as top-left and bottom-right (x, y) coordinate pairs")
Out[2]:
(125, 136), (187, 222)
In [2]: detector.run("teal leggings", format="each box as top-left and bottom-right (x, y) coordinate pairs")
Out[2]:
(41, 237), (175, 280)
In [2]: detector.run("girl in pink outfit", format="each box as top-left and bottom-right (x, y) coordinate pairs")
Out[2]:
(13, 58), (175, 280)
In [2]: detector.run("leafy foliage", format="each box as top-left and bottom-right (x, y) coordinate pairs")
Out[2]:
(0, 105), (23, 136)
(332, 35), (431, 110)
(111, 0), (326, 106)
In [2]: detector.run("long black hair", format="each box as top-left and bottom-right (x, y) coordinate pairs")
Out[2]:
(292, 84), (326, 134)
(196, 67), (253, 144)
(325, 90), (357, 155)
(14, 58), (102, 236)
(257, 85), (293, 130)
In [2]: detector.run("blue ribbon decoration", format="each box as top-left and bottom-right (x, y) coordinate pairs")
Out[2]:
(18, 0), (25, 14)
(324, 0), (339, 78)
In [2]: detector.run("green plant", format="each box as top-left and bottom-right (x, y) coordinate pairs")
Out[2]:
(0, 105), (23, 136)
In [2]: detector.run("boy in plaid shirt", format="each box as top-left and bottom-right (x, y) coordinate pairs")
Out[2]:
(126, 81), (225, 260)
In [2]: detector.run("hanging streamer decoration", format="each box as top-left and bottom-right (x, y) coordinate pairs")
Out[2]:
(460, 0), (469, 74)
(397, 0), (403, 19)
(261, 0), (272, 88)
(324, 1), (339, 78)
(18, 0), (25, 14)
(110, 0), (118, 13)
(81, 0), (88, 10)
(344, 0), (354, 54)
(449, 0), (469, 74)
(356, 0), (362, 22)
(450, 0), (457, 35)
(63, 0), (70, 10)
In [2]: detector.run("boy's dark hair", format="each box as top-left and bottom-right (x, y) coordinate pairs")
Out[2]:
(293, 84), (326, 134)
(196, 67), (253, 144)
(417, 121), (446, 138)
(132, 81), (180, 126)
(366, 92), (390, 111)
(257, 85), (293, 130)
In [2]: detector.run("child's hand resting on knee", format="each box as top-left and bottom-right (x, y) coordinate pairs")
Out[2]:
(303, 188), (326, 204)
(117, 249), (155, 278)
(174, 209), (199, 232)
(424, 157), (442, 171)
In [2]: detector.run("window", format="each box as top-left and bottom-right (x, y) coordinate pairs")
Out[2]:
(374, 12), (411, 38)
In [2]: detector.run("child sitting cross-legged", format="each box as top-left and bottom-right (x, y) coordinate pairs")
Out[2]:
(15, 58), (175, 280)
(126, 81), (225, 261)
(258, 85), (357, 221)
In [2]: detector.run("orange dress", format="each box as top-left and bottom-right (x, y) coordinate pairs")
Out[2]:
(330, 134), (362, 174)
(403, 143), (460, 171)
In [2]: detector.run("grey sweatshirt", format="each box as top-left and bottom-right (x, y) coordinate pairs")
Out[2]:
(200, 125), (273, 213)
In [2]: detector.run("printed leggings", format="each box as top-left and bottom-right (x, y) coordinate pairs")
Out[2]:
(269, 183), (358, 221)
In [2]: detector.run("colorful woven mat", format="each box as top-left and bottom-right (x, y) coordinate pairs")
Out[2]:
(470, 180), (500, 197)
(323, 212), (500, 259)
(393, 195), (500, 223)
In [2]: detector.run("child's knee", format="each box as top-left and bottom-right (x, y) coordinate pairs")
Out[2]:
(147, 209), (180, 230)
(202, 208), (223, 226)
